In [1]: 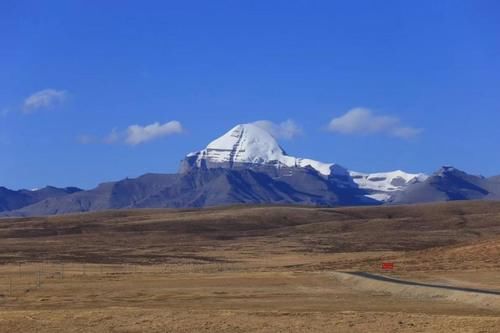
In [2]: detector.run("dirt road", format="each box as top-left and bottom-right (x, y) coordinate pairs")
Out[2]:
(346, 272), (500, 295)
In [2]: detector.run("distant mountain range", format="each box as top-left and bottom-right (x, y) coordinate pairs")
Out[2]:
(0, 186), (82, 213)
(391, 166), (500, 204)
(2, 124), (499, 216)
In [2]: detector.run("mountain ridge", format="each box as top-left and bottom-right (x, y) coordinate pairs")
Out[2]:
(0, 186), (82, 213)
(181, 123), (426, 200)
(2, 123), (499, 216)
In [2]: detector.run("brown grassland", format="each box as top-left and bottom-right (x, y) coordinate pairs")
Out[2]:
(0, 201), (499, 332)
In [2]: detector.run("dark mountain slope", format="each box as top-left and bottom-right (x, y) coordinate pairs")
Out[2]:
(0, 186), (82, 212)
(5, 168), (379, 217)
(390, 166), (499, 204)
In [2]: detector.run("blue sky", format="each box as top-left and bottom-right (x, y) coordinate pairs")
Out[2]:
(1, 1), (499, 189)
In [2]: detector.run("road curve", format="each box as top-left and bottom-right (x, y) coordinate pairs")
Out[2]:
(344, 272), (500, 296)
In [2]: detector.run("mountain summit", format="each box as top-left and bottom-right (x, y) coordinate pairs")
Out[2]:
(181, 123), (426, 201)
(180, 123), (340, 176)
(390, 166), (500, 204)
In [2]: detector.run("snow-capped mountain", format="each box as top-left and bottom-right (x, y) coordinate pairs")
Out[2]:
(180, 123), (426, 201)
(181, 124), (342, 176)
(2, 123), (498, 217)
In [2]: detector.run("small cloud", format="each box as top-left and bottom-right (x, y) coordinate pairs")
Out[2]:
(391, 126), (423, 139)
(126, 121), (183, 145)
(327, 108), (422, 139)
(252, 119), (302, 140)
(23, 89), (67, 113)
(78, 121), (183, 146)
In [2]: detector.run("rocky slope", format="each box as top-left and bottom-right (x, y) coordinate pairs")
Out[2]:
(2, 124), (498, 216)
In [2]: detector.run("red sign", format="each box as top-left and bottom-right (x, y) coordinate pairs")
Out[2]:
(382, 262), (394, 270)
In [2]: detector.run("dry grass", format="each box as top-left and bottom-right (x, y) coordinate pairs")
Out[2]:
(0, 201), (499, 332)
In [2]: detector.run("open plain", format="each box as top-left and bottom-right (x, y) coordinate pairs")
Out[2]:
(0, 201), (499, 332)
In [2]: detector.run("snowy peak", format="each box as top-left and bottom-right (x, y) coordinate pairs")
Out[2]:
(198, 124), (287, 165)
(183, 123), (336, 176)
(180, 123), (428, 202)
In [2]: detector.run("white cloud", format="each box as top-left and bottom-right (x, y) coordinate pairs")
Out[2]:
(78, 121), (183, 146)
(252, 119), (302, 140)
(327, 108), (422, 139)
(125, 121), (184, 145)
(391, 126), (422, 139)
(23, 89), (67, 113)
